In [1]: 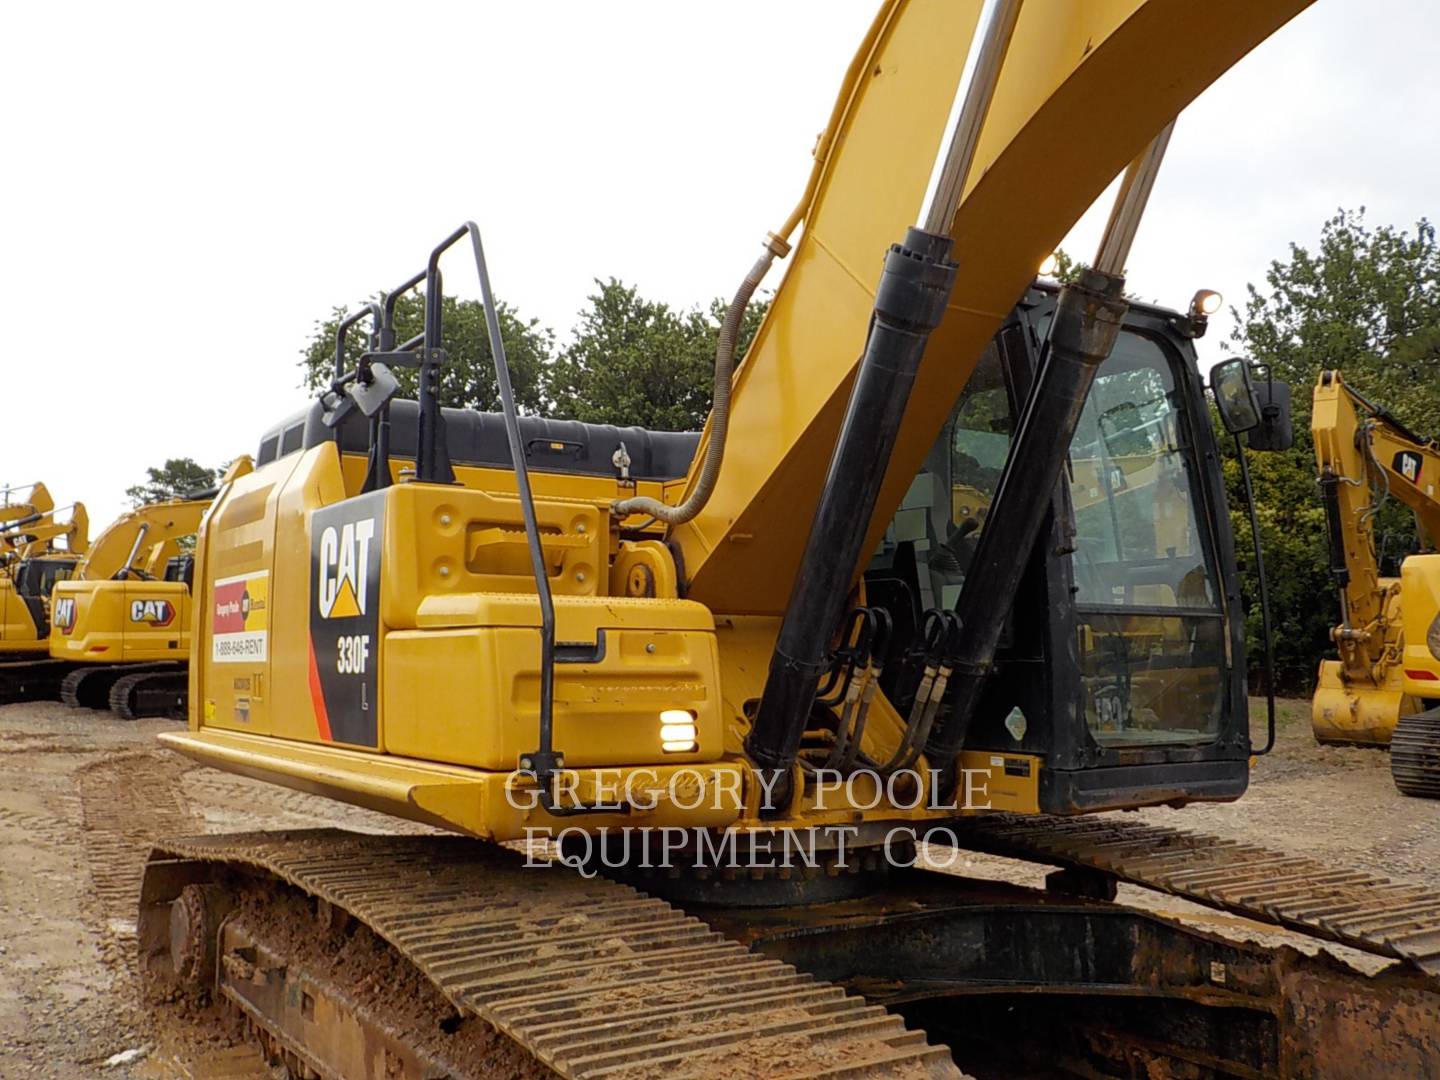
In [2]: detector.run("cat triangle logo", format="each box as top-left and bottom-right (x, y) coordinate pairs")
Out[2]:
(329, 576), (361, 619)
(317, 518), (375, 619)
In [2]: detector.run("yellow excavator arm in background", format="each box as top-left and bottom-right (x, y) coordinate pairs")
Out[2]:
(671, 0), (1314, 613)
(0, 482), (54, 526)
(74, 458), (251, 582)
(1, 502), (89, 564)
(1312, 370), (1440, 744)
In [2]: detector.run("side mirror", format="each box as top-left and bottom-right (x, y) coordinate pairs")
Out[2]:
(1211, 358), (1262, 434)
(349, 361), (401, 418)
(1248, 377), (1293, 452)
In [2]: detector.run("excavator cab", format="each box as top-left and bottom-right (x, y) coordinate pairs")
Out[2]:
(868, 284), (1253, 812)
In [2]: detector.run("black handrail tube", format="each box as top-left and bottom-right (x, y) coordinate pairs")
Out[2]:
(925, 268), (1128, 767)
(417, 258), (452, 483)
(334, 302), (383, 381)
(746, 227), (957, 804)
(381, 270), (426, 350)
(419, 224), (558, 779)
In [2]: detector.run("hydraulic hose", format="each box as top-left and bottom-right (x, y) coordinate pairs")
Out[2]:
(611, 238), (786, 524)
(609, 2), (898, 526)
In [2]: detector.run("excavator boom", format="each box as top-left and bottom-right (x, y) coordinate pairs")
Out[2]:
(672, 0), (1312, 612)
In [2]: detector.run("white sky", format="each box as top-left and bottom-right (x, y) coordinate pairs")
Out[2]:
(4, 1), (1438, 528)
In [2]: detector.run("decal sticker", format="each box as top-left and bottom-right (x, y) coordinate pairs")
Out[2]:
(212, 570), (269, 662)
(130, 598), (176, 627)
(308, 492), (384, 747)
(1394, 450), (1423, 484)
(53, 597), (77, 634)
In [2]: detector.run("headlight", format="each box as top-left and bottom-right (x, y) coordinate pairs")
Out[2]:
(660, 709), (697, 753)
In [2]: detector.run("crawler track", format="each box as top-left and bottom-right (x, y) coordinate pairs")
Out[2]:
(953, 813), (1440, 973)
(60, 662), (182, 717)
(1392, 708), (1440, 799)
(140, 830), (960, 1080)
(110, 667), (188, 720)
(0, 656), (71, 703)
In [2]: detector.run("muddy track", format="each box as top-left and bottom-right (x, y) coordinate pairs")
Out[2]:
(76, 751), (203, 980)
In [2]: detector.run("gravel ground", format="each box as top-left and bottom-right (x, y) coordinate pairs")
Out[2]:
(0, 696), (1434, 1078)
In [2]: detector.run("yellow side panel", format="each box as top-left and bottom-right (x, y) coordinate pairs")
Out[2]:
(0, 578), (42, 651)
(1402, 554), (1440, 699)
(384, 618), (721, 770)
(50, 580), (189, 662)
(192, 447), (307, 737)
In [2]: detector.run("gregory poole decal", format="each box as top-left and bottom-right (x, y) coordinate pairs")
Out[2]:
(212, 571), (269, 662)
(308, 493), (384, 747)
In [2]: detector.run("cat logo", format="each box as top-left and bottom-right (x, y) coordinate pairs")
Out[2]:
(317, 518), (376, 619)
(130, 598), (176, 627)
(1395, 450), (1423, 485)
(53, 597), (77, 634)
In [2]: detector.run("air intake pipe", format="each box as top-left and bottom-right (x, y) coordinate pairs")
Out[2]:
(745, 227), (958, 804)
(924, 267), (1127, 770)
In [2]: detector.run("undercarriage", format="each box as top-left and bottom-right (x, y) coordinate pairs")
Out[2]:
(139, 826), (1440, 1079)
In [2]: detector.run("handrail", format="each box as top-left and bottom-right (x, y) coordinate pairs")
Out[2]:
(420, 223), (560, 783)
(334, 302), (383, 381)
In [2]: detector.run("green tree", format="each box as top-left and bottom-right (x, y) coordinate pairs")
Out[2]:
(1231, 208), (1440, 433)
(545, 279), (769, 431)
(1227, 209), (1440, 690)
(300, 293), (553, 414)
(125, 458), (218, 507)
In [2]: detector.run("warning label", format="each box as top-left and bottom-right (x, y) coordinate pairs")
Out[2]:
(213, 570), (268, 663)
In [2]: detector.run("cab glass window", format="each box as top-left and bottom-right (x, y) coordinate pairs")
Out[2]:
(1069, 330), (1225, 747)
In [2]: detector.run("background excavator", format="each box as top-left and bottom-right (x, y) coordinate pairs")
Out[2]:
(43, 468), (248, 719)
(0, 489), (90, 701)
(1311, 369), (1440, 797)
(131, 1), (1440, 1076)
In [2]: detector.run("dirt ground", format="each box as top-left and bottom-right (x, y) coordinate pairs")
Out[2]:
(1, 696), (1437, 1078)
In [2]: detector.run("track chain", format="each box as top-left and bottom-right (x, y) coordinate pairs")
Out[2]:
(953, 813), (1440, 974)
(1392, 708), (1440, 800)
(109, 668), (187, 720)
(144, 830), (960, 1079)
(0, 656), (71, 703)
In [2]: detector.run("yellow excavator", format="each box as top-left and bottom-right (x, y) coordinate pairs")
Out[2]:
(1312, 370), (1440, 796)
(43, 469), (249, 719)
(0, 492), (90, 700)
(134, 2), (1440, 1076)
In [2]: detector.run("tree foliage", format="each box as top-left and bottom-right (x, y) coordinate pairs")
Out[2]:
(299, 294), (553, 414)
(1231, 208), (1440, 434)
(299, 282), (767, 432)
(125, 458), (218, 507)
(546, 279), (769, 431)
(1228, 209), (1440, 690)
